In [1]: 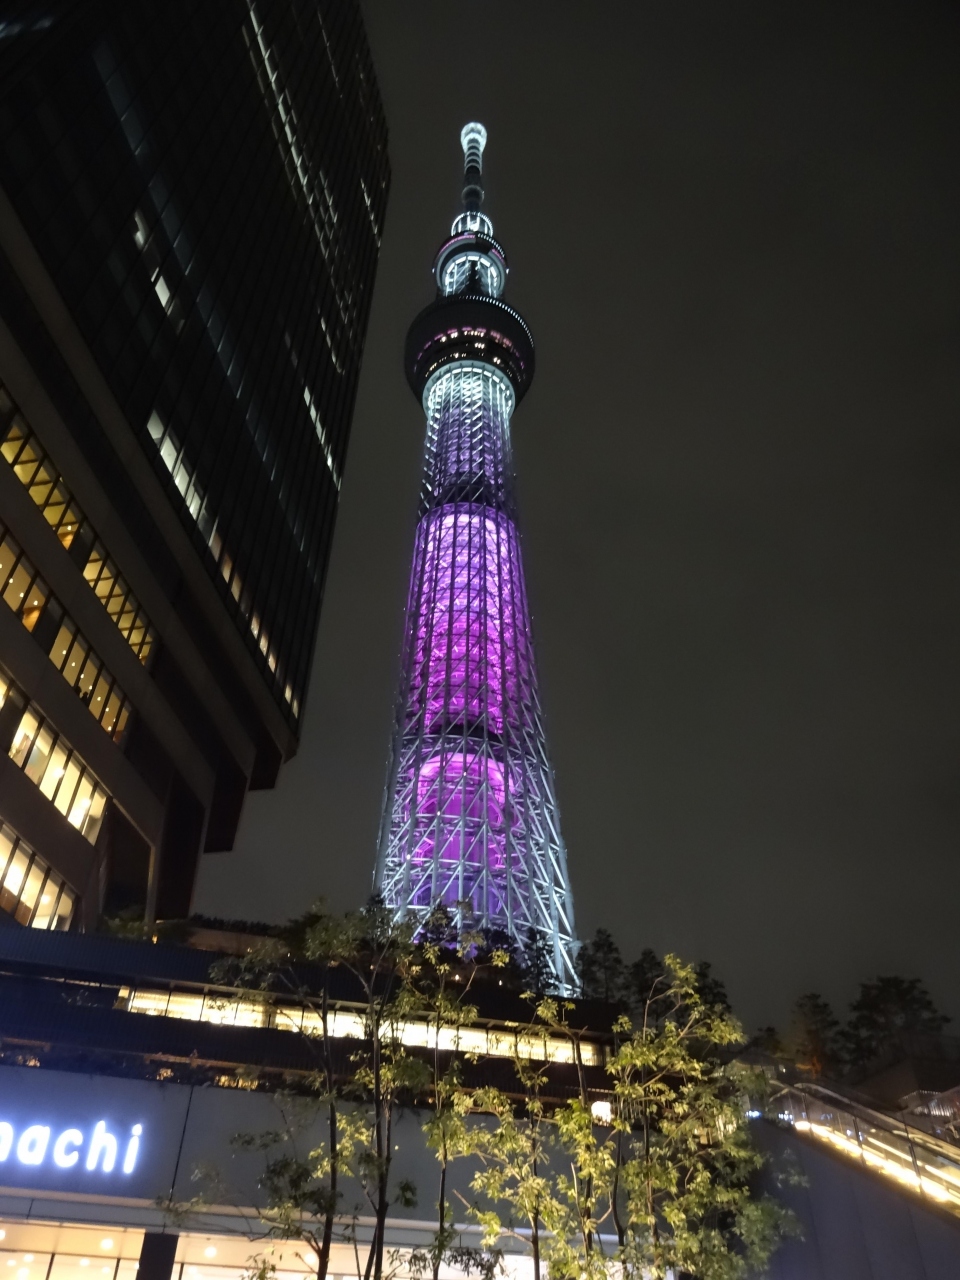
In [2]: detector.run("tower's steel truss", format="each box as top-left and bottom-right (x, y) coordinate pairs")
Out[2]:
(374, 126), (577, 991)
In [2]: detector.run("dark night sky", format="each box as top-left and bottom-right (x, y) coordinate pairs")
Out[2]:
(195, 1), (960, 1033)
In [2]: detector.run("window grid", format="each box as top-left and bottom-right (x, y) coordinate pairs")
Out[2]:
(0, 0), (390, 733)
(0, 522), (131, 740)
(0, 817), (76, 929)
(82, 540), (154, 662)
(47, 610), (131, 739)
(0, 382), (157, 666)
(0, 403), (85, 550)
(0, 527), (48, 633)
(146, 404), (292, 705)
(6, 697), (109, 846)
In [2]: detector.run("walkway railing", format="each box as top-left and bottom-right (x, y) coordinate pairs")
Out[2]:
(771, 1081), (960, 1216)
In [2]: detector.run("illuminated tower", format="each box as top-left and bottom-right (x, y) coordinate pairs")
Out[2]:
(374, 124), (577, 990)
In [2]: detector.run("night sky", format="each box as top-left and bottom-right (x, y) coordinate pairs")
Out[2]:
(194, 1), (960, 1034)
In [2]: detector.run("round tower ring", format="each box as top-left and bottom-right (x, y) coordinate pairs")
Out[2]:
(404, 294), (535, 404)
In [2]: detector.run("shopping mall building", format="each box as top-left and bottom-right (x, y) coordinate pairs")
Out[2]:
(0, 926), (610, 1280)
(0, 927), (959, 1280)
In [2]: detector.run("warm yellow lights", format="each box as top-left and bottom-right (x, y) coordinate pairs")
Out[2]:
(791, 1112), (960, 1213)
(99, 1242), (113, 1252)
(119, 986), (603, 1068)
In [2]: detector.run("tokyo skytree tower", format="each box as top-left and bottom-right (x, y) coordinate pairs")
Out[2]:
(374, 124), (577, 991)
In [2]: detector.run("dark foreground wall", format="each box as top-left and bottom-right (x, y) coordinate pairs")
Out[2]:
(754, 1121), (960, 1279)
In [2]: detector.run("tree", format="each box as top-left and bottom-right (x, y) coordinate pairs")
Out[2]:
(786, 993), (842, 1077)
(525, 995), (617, 1280)
(203, 906), (352, 1280)
(464, 960), (795, 1280)
(842, 976), (950, 1070)
(227, 1092), (369, 1280)
(577, 928), (626, 1004)
(607, 956), (796, 1279)
(200, 899), (427, 1280)
(181, 912), (795, 1280)
(520, 926), (556, 995)
(624, 948), (666, 1018)
(748, 1025), (784, 1056)
(468, 1056), (559, 1280)
(303, 898), (427, 1280)
(693, 961), (731, 1014)
(622, 950), (731, 1025)
(401, 906), (507, 1280)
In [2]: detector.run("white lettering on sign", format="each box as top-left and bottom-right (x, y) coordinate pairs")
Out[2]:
(0, 1121), (143, 1174)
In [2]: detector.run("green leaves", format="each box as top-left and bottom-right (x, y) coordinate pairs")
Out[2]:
(189, 904), (796, 1280)
(457, 953), (796, 1280)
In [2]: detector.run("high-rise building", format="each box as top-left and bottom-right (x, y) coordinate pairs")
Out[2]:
(0, 0), (388, 928)
(375, 124), (577, 990)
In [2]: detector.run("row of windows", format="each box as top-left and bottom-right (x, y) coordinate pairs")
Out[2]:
(117, 10), (380, 717)
(0, 524), (131, 739)
(0, 818), (75, 930)
(47, 610), (131, 738)
(0, 524), (47, 632)
(146, 407), (298, 715)
(119, 985), (603, 1066)
(82, 540), (154, 662)
(0, 1254), (135, 1280)
(0, 384), (156, 664)
(1, 670), (109, 846)
(0, 403), (83, 549)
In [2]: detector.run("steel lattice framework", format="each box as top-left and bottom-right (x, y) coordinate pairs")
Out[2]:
(374, 124), (578, 991)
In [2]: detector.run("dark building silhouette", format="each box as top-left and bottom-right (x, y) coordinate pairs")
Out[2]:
(0, 0), (388, 927)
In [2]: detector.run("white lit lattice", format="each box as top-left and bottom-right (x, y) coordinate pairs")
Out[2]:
(451, 211), (495, 238)
(442, 253), (503, 297)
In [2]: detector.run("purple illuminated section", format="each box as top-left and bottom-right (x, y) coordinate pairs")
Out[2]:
(408, 750), (512, 913)
(395, 502), (532, 915)
(409, 505), (532, 734)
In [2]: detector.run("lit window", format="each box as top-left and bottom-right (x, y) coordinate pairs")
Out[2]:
(0, 384), (157, 662)
(0, 819), (76, 929)
(118, 986), (602, 1066)
(7, 703), (109, 846)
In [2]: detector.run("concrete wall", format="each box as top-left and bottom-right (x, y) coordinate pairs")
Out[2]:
(753, 1120), (960, 1279)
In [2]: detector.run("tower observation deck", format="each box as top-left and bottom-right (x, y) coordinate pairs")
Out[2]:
(374, 124), (578, 991)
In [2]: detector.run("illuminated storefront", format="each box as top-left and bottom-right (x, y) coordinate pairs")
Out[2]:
(0, 916), (602, 1280)
(0, 1063), (532, 1280)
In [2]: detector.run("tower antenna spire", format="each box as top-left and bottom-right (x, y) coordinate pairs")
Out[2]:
(460, 121), (486, 211)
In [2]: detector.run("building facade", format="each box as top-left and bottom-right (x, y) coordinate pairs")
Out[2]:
(0, 0), (389, 927)
(0, 929), (958, 1280)
(0, 927), (610, 1280)
(374, 125), (577, 990)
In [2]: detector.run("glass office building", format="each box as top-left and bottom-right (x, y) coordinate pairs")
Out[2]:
(0, 0), (388, 923)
